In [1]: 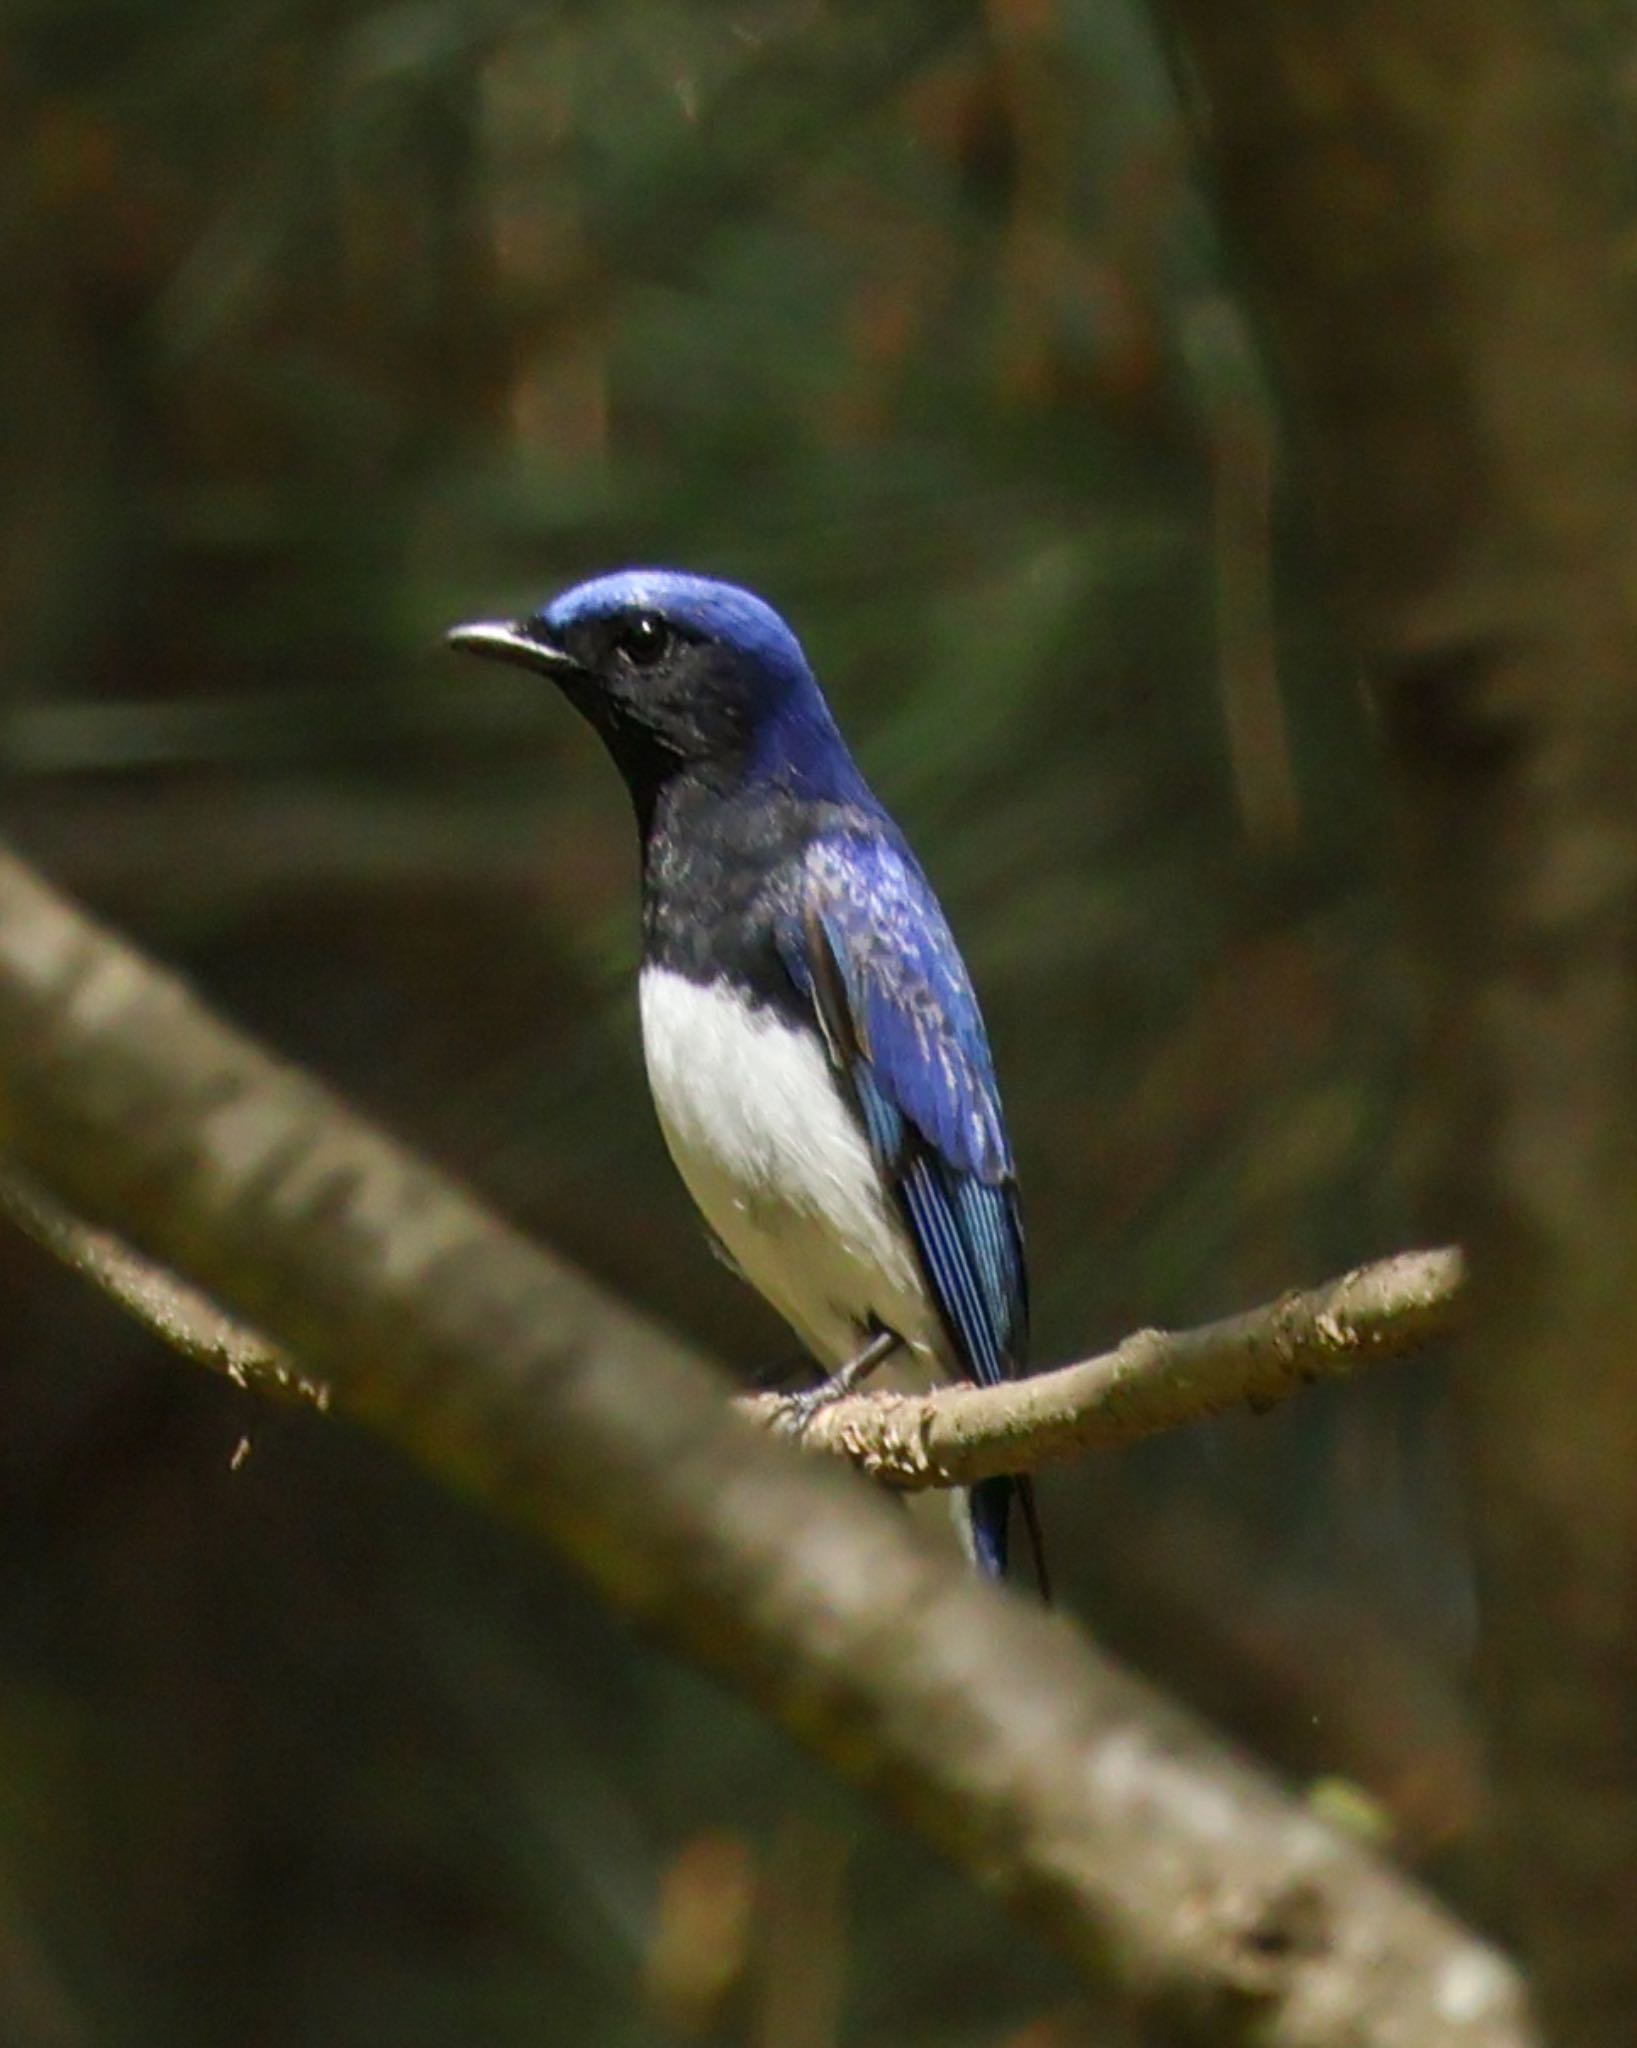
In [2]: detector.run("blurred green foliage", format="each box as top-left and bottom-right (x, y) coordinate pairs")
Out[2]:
(0, 0), (1488, 2040)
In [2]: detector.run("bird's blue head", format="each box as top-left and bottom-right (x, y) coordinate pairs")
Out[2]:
(448, 569), (866, 820)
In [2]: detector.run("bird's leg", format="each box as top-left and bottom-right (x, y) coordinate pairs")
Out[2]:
(769, 1328), (901, 1439)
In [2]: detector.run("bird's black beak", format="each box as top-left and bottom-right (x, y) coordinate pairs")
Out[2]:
(446, 618), (582, 678)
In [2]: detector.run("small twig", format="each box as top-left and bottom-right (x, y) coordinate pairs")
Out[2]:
(0, 1163), (327, 1410)
(737, 1248), (1464, 1487)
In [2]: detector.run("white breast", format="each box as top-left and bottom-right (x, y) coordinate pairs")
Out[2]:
(638, 966), (979, 1560)
(637, 966), (949, 1377)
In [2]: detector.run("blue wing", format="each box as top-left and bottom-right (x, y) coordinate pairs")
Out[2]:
(779, 832), (1027, 1384)
(777, 832), (1029, 1575)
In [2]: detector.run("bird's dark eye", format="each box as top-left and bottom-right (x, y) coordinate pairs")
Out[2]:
(614, 612), (669, 667)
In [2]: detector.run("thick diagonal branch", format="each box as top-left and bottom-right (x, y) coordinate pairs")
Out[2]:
(0, 847), (1532, 2047)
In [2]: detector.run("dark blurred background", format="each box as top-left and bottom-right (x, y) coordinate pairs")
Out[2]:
(0, 0), (1487, 2041)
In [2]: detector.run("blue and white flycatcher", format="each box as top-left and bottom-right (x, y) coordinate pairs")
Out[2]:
(450, 570), (1043, 1587)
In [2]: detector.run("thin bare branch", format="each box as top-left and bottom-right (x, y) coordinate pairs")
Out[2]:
(738, 1247), (1463, 1485)
(0, 1163), (325, 1408)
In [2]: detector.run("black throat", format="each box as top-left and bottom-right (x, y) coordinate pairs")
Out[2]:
(637, 770), (870, 1020)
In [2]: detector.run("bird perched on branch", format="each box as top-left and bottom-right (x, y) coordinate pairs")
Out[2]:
(449, 570), (1044, 1590)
